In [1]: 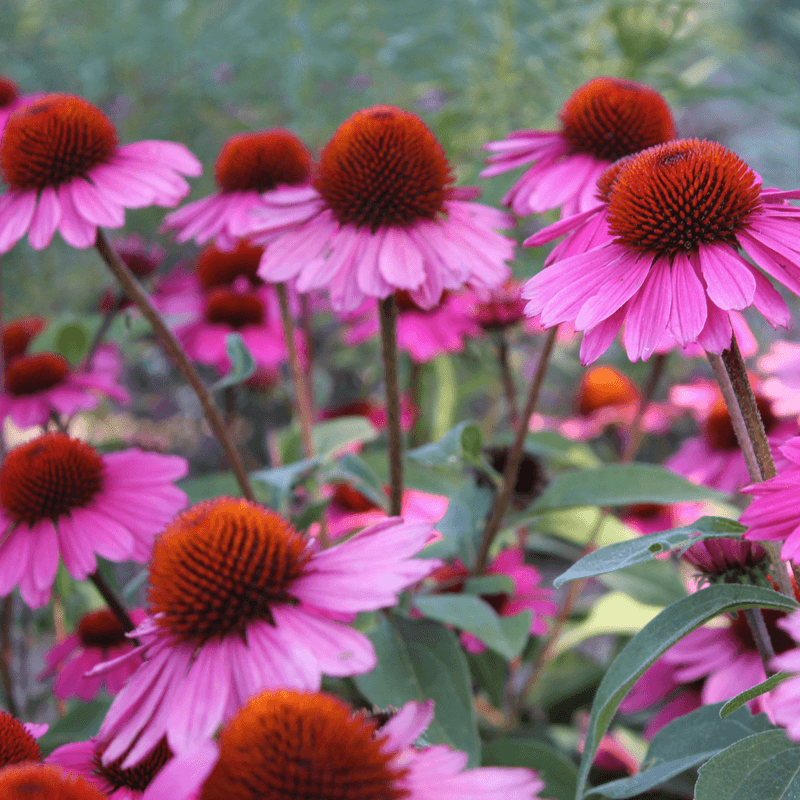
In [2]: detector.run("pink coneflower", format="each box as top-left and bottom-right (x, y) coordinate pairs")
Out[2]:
(758, 340), (800, 417)
(0, 710), (46, 767)
(0, 340), (130, 429)
(170, 242), (300, 374)
(424, 548), (556, 654)
(740, 437), (800, 562)
(343, 290), (480, 363)
(246, 106), (514, 312)
(93, 499), (440, 766)
(2, 314), (46, 362)
(319, 398), (418, 440)
(769, 610), (800, 741)
(522, 139), (799, 364)
(0, 764), (109, 800)
(161, 129), (313, 250)
(471, 281), (528, 331)
(191, 690), (544, 800)
(667, 378), (794, 493)
(0, 93), (201, 252)
(47, 737), (217, 800)
(0, 76), (40, 136)
(39, 608), (147, 701)
(324, 485), (448, 540)
(0, 432), (188, 608)
(482, 77), (676, 216)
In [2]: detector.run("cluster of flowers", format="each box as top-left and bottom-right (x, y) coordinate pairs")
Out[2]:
(5, 64), (800, 798)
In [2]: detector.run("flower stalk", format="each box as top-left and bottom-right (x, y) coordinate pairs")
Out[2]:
(379, 296), (403, 516)
(95, 229), (255, 502)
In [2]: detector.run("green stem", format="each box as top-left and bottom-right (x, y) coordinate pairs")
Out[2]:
(379, 296), (403, 516)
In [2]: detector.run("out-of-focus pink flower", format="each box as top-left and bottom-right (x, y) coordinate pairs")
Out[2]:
(245, 106), (514, 313)
(93, 499), (440, 767)
(0, 432), (188, 608)
(186, 691), (545, 800)
(741, 437), (800, 562)
(0, 710), (47, 767)
(38, 608), (147, 701)
(47, 738), (217, 800)
(759, 340), (800, 417)
(98, 235), (165, 312)
(667, 378), (794, 493)
(769, 610), (800, 741)
(319, 398), (417, 441)
(483, 77), (676, 217)
(324, 485), (448, 540)
(161, 129), (313, 250)
(0, 76), (41, 137)
(0, 342), (130, 429)
(423, 548), (556, 654)
(343, 290), (480, 363)
(0, 94), (200, 253)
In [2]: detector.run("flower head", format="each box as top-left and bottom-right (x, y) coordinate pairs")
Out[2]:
(0, 93), (201, 252)
(195, 690), (544, 800)
(523, 138), (800, 364)
(162, 129), (313, 250)
(246, 106), (514, 312)
(769, 610), (800, 741)
(483, 77), (676, 216)
(94, 499), (440, 767)
(0, 76), (41, 137)
(39, 608), (147, 701)
(0, 764), (109, 800)
(0, 433), (188, 607)
(0, 711), (44, 768)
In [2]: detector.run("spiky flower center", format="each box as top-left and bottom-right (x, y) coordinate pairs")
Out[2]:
(3, 316), (46, 363)
(199, 690), (409, 800)
(197, 242), (265, 290)
(92, 738), (172, 794)
(0, 711), (41, 767)
(148, 498), (311, 646)
(204, 288), (265, 329)
(215, 130), (313, 193)
(577, 366), (639, 416)
(77, 609), (128, 649)
(703, 395), (777, 451)
(559, 77), (676, 162)
(0, 764), (108, 800)
(0, 434), (104, 526)
(0, 94), (118, 192)
(0, 77), (19, 108)
(5, 353), (71, 396)
(607, 139), (763, 259)
(315, 106), (453, 232)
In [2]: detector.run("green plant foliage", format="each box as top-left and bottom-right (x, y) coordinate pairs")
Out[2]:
(695, 730), (800, 800)
(422, 482), (493, 563)
(576, 584), (799, 798)
(720, 674), (794, 718)
(554, 517), (747, 586)
(353, 612), (480, 766)
(407, 420), (483, 468)
(319, 453), (389, 511)
(211, 333), (256, 391)
(483, 739), (579, 800)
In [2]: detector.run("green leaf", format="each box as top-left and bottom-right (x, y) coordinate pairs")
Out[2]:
(422, 483), (492, 563)
(597, 558), (687, 607)
(464, 575), (516, 596)
(312, 416), (378, 456)
(179, 471), (244, 503)
(576, 584), (799, 798)
(414, 594), (530, 660)
(37, 698), (111, 754)
(587, 702), (773, 798)
(695, 730), (800, 800)
(431, 354), (457, 442)
(353, 613), (480, 766)
(211, 333), (256, 391)
(720, 673), (793, 718)
(524, 431), (601, 468)
(554, 517), (746, 587)
(467, 649), (507, 709)
(531, 465), (722, 513)
(250, 457), (321, 510)
(482, 739), (579, 800)
(407, 421), (483, 468)
(319, 453), (389, 512)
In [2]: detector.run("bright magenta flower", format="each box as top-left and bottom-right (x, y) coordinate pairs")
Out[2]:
(0, 710), (46, 768)
(188, 691), (544, 800)
(162, 129), (313, 250)
(0, 433), (188, 607)
(244, 106), (514, 312)
(523, 139), (800, 363)
(483, 77), (676, 216)
(93, 499), (440, 767)
(769, 610), (800, 741)
(0, 93), (200, 252)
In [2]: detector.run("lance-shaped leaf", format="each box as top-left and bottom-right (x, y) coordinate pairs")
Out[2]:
(211, 333), (256, 391)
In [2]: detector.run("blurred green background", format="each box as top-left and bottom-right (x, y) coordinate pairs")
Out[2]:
(2, 0), (799, 315)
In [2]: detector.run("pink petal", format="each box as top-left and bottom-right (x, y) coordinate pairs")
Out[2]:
(27, 187), (62, 250)
(697, 243), (756, 310)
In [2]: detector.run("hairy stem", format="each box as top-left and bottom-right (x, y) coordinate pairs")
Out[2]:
(475, 326), (558, 573)
(0, 596), (17, 716)
(95, 229), (255, 501)
(379, 296), (403, 516)
(89, 571), (138, 637)
(496, 330), (519, 429)
(621, 352), (668, 462)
